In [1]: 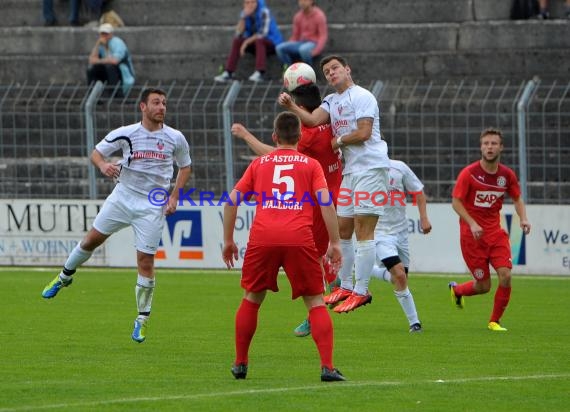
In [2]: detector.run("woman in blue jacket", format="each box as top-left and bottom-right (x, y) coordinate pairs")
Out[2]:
(214, 0), (283, 82)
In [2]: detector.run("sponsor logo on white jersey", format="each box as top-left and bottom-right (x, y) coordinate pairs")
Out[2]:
(474, 190), (504, 208)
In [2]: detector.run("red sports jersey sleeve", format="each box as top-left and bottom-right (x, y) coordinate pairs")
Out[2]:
(298, 124), (342, 202)
(452, 161), (521, 232)
(234, 148), (328, 246)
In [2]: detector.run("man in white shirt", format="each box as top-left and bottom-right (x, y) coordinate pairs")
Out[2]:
(369, 159), (432, 332)
(279, 54), (388, 313)
(294, 159), (432, 336)
(41, 88), (192, 343)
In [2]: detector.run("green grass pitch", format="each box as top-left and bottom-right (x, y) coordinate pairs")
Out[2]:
(1, 268), (569, 411)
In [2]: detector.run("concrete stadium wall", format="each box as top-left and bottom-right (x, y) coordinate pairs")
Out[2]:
(0, 0), (569, 83)
(1, 20), (569, 83)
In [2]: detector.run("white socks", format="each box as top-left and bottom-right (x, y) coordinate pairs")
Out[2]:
(353, 240), (376, 295)
(62, 244), (92, 273)
(370, 264), (392, 282)
(338, 239), (355, 290)
(135, 274), (155, 314)
(394, 287), (419, 326)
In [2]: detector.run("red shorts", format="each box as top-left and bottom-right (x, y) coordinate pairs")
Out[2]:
(241, 244), (325, 299)
(312, 188), (338, 264)
(460, 228), (512, 280)
(312, 207), (329, 257)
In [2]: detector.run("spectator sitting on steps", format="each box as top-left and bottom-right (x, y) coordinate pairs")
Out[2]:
(276, 0), (328, 69)
(214, 0), (283, 83)
(87, 23), (135, 97)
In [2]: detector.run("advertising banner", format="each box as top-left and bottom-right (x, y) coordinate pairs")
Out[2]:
(1, 200), (569, 275)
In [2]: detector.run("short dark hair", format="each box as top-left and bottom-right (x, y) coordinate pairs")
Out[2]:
(480, 127), (503, 143)
(320, 54), (349, 72)
(274, 112), (301, 144)
(290, 84), (322, 112)
(140, 88), (166, 104)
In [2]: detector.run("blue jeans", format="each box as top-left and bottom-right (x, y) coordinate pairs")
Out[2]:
(276, 41), (317, 66)
(43, 0), (80, 24)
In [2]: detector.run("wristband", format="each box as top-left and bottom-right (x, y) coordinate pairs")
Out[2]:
(336, 136), (344, 147)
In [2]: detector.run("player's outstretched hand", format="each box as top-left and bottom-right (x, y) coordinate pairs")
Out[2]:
(164, 195), (178, 216)
(325, 242), (343, 276)
(520, 220), (531, 235)
(420, 217), (432, 234)
(222, 241), (239, 269)
(277, 92), (293, 108)
(231, 123), (248, 140)
(470, 222), (484, 240)
(99, 162), (120, 179)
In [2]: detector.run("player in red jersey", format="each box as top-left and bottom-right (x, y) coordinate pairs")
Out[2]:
(232, 84), (342, 337)
(232, 83), (342, 282)
(223, 111), (345, 381)
(449, 128), (531, 332)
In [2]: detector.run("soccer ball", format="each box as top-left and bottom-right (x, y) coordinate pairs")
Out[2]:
(283, 62), (317, 92)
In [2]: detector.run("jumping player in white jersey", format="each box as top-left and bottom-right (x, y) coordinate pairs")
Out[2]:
(295, 159), (432, 336)
(369, 159), (432, 332)
(41, 88), (192, 343)
(279, 54), (389, 313)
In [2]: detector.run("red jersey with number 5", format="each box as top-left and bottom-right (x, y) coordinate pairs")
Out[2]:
(452, 161), (521, 232)
(234, 148), (328, 246)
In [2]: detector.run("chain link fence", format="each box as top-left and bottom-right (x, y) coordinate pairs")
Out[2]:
(0, 79), (568, 204)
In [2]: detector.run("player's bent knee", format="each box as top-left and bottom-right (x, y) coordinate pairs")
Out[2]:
(381, 256), (401, 271)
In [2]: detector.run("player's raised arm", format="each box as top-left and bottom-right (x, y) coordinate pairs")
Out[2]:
(232, 123), (274, 156)
(278, 92), (329, 127)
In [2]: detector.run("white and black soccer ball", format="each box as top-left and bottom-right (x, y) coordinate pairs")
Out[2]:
(283, 62), (317, 92)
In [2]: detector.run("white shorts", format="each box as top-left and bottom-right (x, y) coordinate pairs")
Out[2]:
(375, 230), (410, 267)
(337, 168), (389, 217)
(92, 183), (166, 254)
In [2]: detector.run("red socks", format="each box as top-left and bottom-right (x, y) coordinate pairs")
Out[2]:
(235, 300), (336, 370)
(308, 305), (334, 370)
(490, 285), (511, 323)
(453, 280), (477, 296)
(234, 298), (260, 365)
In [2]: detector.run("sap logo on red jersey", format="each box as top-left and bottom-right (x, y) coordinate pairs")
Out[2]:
(474, 191), (504, 208)
(156, 210), (204, 260)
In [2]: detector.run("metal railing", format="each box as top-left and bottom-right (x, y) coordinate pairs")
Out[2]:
(1, 79), (568, 204)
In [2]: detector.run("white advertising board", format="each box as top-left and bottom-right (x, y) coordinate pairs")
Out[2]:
(1, 200), (569, 275)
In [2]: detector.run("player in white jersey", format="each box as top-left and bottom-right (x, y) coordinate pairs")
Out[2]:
(369, 159), (432, 332)
(279, 54), (389, 313)
(295, 159), (432, 336)
(41, 88), (192, 343)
